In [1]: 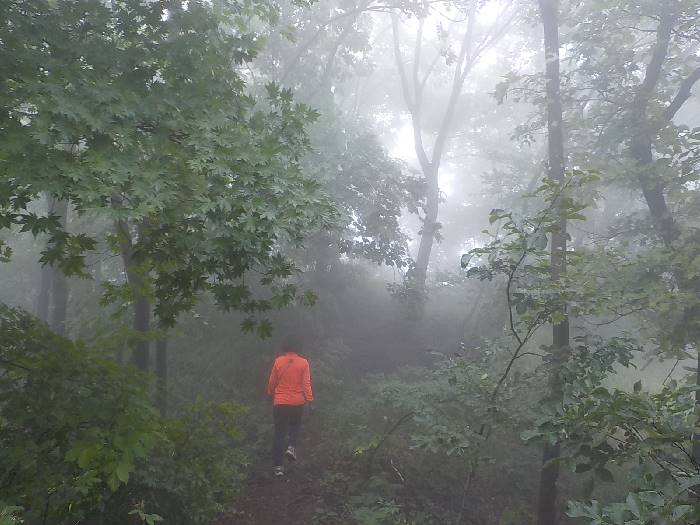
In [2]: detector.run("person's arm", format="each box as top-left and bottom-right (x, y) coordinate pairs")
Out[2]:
(267, 359), (279, 399)
(303, 360), (314, 402)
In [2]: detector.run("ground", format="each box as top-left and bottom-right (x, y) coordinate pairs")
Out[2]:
(218, 422), (326, 525)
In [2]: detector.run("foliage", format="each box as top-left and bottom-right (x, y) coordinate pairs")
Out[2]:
(0, 305), (250, 524)
(560, 381), (700, 524)
(128, 502), (163, 525)
(0, 305), (161, 523)
(307, 120), (423, 269)
(101, 400), (248, 525)
(457, 169), (601, 405)
(0, 506), (23, 525)
(521, 331), (700, 524)
(1, 0), (336, 328)
(351, 497), (415, 525)
(375, 356), (495, 459)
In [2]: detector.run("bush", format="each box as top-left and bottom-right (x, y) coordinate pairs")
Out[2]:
(101, 400), (248, 525)
(0, 305), (161, 524)
(0, 506), (23, 525)
(0, 306), (249, 524)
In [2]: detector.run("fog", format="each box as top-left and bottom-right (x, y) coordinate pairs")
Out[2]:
(1, 0), (700, 524)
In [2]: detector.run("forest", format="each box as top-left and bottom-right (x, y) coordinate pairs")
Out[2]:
(1, 0), (700, 524)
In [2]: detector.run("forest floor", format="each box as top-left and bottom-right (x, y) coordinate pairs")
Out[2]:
(218, 425), (327, 525)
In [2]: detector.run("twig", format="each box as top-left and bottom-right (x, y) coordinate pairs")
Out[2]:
(365, 411), (415, 474)
(662, 359), (680, 385)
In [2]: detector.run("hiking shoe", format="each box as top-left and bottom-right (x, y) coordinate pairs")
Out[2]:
(273, 466), (284, 477)
(285, 446), (297, 461)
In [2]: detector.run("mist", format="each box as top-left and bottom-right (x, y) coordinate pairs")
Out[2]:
(2, 0), (700, 524)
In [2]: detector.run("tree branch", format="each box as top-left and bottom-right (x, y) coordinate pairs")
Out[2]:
(663, 66), (700, 122)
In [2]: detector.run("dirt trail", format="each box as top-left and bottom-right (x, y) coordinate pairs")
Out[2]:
(219, 423), (325, 525)
(220, 462), (321, 525)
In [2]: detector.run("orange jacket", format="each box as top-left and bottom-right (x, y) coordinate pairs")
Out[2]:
(267, 352), (314, 406)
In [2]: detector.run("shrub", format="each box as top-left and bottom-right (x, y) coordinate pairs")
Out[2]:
(0, 305), (161, 524)
(0, 306), (249, 524)
(101, 400), (248, 525)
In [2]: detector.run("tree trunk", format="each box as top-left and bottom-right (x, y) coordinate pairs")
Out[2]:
(623, 11), (700, 466)
(413, 166), (439, 292)
(391, 12), (478, 295)
(50, 198), (69, 335)
(36, 195), (54, 321)
(536, 0), (568, 523)
(116, 216), (151, 371)
(628, 14), (679, 246)
(36, 259), (52, 323)
(131, 291), (150, 370)
(156, 337), (168, 416)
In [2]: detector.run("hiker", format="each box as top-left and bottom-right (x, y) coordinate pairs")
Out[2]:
(266, 335), (314, 477)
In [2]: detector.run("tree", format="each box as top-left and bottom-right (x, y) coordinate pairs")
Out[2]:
(390, 2), (515, 296)
(1, 0), (335, 372)
(560, 0), (700, 464)
(535, 0), (568, 523)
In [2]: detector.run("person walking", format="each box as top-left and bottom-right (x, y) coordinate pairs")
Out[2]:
(266, 336), (314, 477)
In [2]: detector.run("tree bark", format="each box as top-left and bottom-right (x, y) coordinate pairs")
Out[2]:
(115, 215), (151, 371)
(413, 165), (440, 291)
(536, 0), (568, 523)
(131, 290), (150, 371)
(36, 196), (70, 334)
(36, 198), (53, 323)
(628, 14), (679, 245)
(156, 337), (168, 416)
(36, 263), (52, 322)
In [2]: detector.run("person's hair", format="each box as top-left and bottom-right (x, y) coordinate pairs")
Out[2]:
(282, 334), (303, 353)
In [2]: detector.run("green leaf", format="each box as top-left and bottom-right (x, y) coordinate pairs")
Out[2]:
(626, 493), (642, 518)
(241, 318), (256, 334)
(532, 232), (548, 250)
(594, 468), (614, 483)
(115, 461), (131, 484)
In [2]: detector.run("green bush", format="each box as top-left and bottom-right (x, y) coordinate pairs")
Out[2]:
(0, 306), (249, 524)
(102, 400), (248, 525)
(0, 305), (161, 524)
(0, 506), (23, 525)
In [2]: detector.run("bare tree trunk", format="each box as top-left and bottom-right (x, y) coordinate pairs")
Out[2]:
(413, 166), (439, 291)
(36, 196), (55, 321)
(50, 199), (69, 335)
(628, 14), (679, 245)
(131, 289), (150, 370)
(536, 0), (568, 523)
(36, 196), (57, 324)
(36, 195), (70, 334)
(37, 263), (52, 322)
(695, 344), (700, 465)
(156, 337), (168, 416)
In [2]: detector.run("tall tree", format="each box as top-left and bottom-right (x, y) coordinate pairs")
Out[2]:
(35, 195), (69, 334)
(1, 0), (335, 371)
(536, 0), (568, 523)
(390, 4), (514, 295)
(623, 8), (700, 464)
(562, 0), (700, 464)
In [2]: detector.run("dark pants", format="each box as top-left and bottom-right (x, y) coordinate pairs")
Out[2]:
(273, 404), (303, 467)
